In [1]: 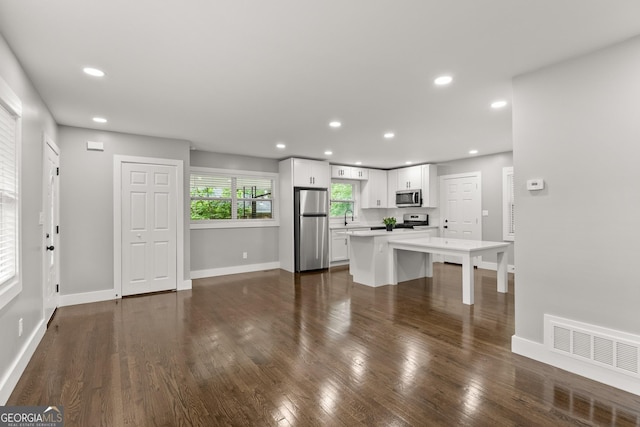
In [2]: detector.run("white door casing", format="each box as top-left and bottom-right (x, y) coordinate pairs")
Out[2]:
(439, 172), (482, 263)
(43, 135), (60, 322)
(121, 162), (177, 296)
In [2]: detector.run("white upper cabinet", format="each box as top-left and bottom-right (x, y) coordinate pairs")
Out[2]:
(293, 158), (330, 188)
(387, 169), (398, 208)
(351, 167), (368, 180)
(421, 164), (438, 207)
(397, 165), (422, 190)
(331, 165), (369, 180)
(361, 169), (387, 208)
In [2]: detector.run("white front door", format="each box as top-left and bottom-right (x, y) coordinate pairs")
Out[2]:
(43, 137), (60, 322)
(440, 172), (481, 263)
(121, 162), (177, 296)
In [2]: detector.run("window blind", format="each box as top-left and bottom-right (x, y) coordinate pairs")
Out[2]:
(190, 170), (275, 222)
(0, 102), (17, 286)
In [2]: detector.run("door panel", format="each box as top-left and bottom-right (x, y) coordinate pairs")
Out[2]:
(122, 163), (177, 296)
(441, 173), (481, 263)
(43, 138), (60, 323)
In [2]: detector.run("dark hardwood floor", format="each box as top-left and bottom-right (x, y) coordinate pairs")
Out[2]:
(9, 264), (640, 426)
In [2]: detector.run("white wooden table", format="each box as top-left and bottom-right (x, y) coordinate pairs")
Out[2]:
(388, 236), (510, 305)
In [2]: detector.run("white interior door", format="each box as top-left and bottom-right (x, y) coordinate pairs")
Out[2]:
(121, 162), (177, 296)
(43, 137), (60, 322)
(440, 173), (481, 263)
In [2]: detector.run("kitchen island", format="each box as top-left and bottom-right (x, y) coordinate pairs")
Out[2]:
(388, 236), (510, 305)
(344, 228), (437, 287)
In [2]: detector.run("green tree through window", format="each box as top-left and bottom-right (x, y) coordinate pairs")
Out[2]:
(190, 172), (274, 221)
(330, 182), (355, 217)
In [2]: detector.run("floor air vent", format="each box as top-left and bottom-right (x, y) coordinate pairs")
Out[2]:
(546, 315), (640, 378)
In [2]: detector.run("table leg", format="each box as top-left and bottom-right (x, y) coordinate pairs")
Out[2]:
(389, 247), (398, 285)
(425, 252), (433, 277)
(496, 250), (508, 293)
(462, 255), (474, 305)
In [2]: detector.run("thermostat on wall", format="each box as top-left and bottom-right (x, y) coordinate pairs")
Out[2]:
(527, 178), (544, 191)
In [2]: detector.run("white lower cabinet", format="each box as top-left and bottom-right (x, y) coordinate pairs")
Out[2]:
(331, 228), (368, 262)
(331, 231), (349, 261)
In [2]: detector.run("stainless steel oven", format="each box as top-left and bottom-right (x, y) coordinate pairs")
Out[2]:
(395, 189), (421, 207)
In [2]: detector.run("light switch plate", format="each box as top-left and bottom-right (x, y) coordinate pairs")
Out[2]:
(482, 210), (489, 217)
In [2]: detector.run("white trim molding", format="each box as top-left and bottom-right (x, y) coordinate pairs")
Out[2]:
(113, 155), (185, 298)
(478, 260), (516, 274)
(179, 279), (192, 291)
(59, 289), (118, 307)
(502, 166), (515, 241)
(0, 319), (46, 405)
(512, 334), (640, 396)
(191, 262), (281, 280)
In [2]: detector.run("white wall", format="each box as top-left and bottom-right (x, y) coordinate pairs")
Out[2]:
(58, 126), (191, 296)
(189, 150), (280, 275)
(512, 35), (640, 392)
(0, 34), (58, 403)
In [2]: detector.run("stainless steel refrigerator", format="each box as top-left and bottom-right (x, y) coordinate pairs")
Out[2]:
(294, 188), (329, 272)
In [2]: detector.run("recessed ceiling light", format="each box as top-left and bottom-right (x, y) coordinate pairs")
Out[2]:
(434, 75), (453, 86)
(276, 143), (286, 149)
(83, 67), (105, 77)
(324, 151), (333, 155)
(469, 149), (478, 155)
(405, 161), (413, 165)
(491, 100), (508, 109)
(384, 132), (395, 139)
(92, 117), (107, 123)
(329, 121), (342, 128)
(355, 161), (362, 165)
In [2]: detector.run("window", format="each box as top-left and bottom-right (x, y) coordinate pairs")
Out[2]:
(503, 166), (514, 241)
(0, 75), (22, 310)
(330, 180), (357, 217)
(190, 167), (278, 228)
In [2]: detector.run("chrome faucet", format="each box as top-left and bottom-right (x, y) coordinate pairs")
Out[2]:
(344, 209), (354, 226)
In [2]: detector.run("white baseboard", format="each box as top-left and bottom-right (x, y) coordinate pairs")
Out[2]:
(191, 262), (281, 279)
(478, 260), (516, 273)
(178, 279), (192, 291)
(0, 319), (46, 405)
(59, 289), (117, 307)
(512, 335), (640, 396)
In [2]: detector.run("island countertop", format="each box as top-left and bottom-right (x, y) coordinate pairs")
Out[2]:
(338, 228), (437, 237)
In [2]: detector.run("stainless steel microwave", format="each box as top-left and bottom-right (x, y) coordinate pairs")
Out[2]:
(395, 189), (422, 207)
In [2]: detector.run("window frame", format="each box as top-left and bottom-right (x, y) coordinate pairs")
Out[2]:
(0, 75), (23, 311)
(502, 166), (515, 241)
(330, 179), (359, 220)
(190, 167), (279, 229)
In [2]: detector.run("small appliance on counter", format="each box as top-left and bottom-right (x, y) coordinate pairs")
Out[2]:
(370, 213), (428, 230)
(395, 189), (422, 207)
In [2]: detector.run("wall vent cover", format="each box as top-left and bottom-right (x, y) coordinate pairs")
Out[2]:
(546, 315), (640, 378)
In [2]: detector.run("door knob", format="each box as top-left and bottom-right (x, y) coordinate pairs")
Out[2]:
(46, 245), (55, 251)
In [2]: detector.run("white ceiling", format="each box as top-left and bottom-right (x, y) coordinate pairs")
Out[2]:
(1, 1), (640, 169)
